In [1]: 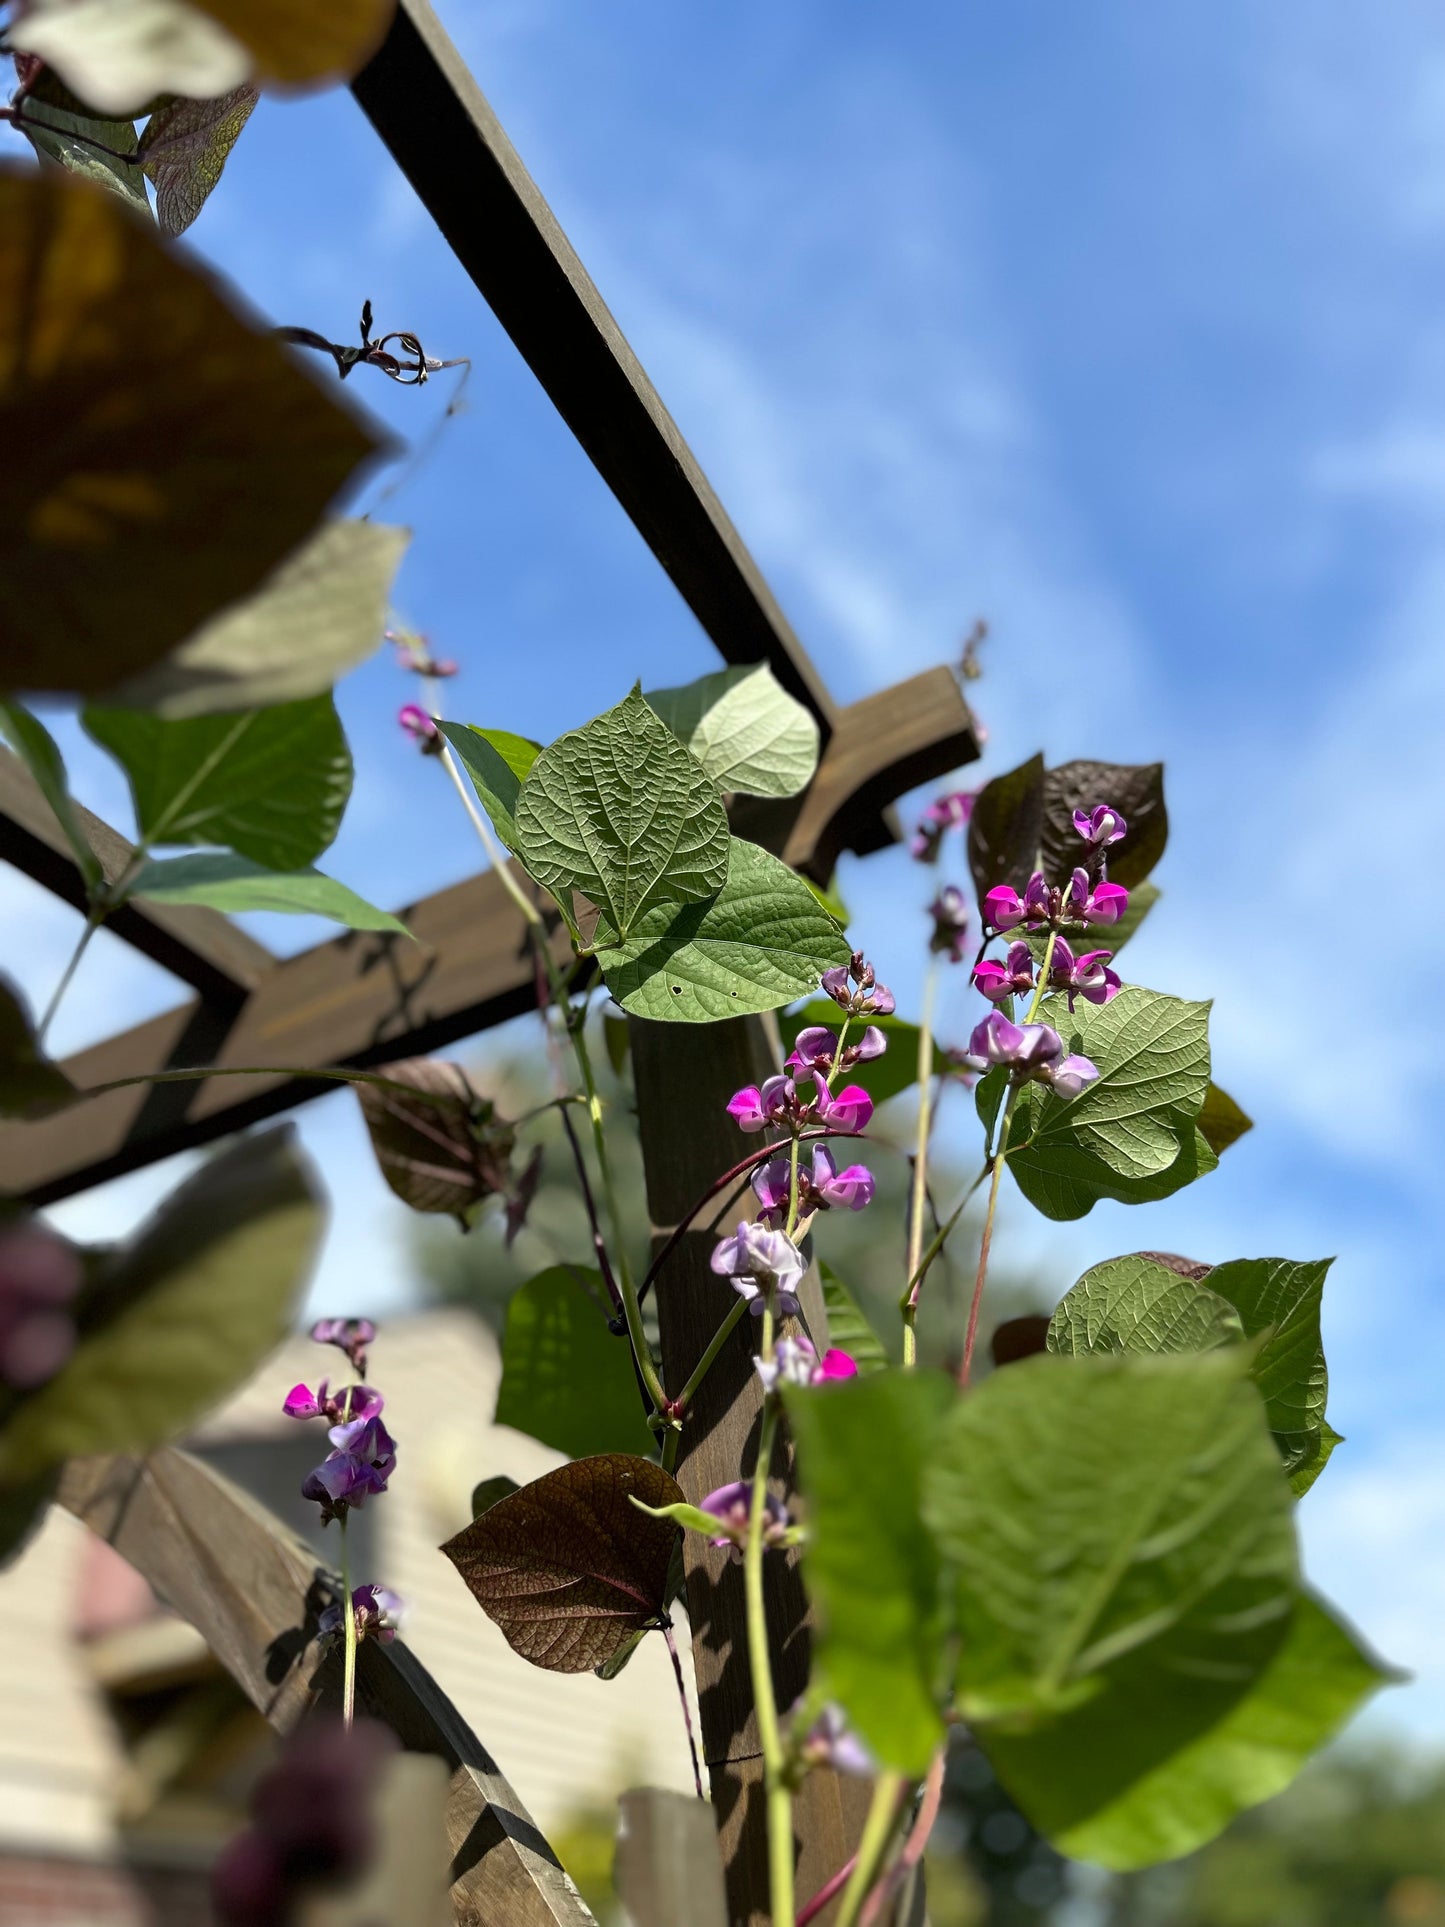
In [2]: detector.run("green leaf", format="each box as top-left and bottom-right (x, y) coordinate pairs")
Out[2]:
(105, 520), (407, 717)
(818, 1261), (890, 1375)
(130, 853), (407, 934)
(0, 699), (102, 891)
(83, 693), (352, 871)
(0, 1128), (323, 1487)
(1293, 1420), (1343, 1499)
(470, 1474), (520, 1518)
(1198, 1080), (1253, 1156)
(515, 687), (730, 940)
(0, 975), (77, 1121)
(923, 1352), (1300, 1859)
(140, 85), (258, 236)
(967, 752), (1046, 902)
(496, 1267), (655, 1459)
(786, 1369), (955, 1772)
(1049, 1591), (1398, 1868)
(0, 1468), (59, 1571)
(645, 663), (820, 798)
(597, 837), (850, 1023)
(438, 723), (541, 858)
(18, 96), (151, 213)
(1047, 1253), (1243, 1358)
(632, 1498), (732, 1538)
(780, 1002), (923, 1106)
(1006, 987), (1213, 1220)
(1040, 760), (1169, 890)
(1201, 1259), (1334, 1493)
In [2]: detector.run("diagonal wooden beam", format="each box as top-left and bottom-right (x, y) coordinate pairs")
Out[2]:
(349, 0), (839, 734)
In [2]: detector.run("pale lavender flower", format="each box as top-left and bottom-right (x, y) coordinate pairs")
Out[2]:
(1044, 1054), (1100, 1099)
(710, 1221), (806, 1318)
(698, 1480), (789, 1559)
(799, 1703), (875, 1777)
(319, 1583), (405, 1646)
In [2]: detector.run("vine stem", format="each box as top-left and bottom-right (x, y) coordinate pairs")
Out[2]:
(833, 1771), (907, 1927)
(901, 962), (938, 1367)
(958, 928), (1059, 1389)
(744, 1400), (793, 1927)
(339, 1515), (358, 1726)
(662, 1617), (704, 1799)
(795, 1851), (857, 1927)
(36, 910), (101, 1046)
(859, 1747), (947, 1927)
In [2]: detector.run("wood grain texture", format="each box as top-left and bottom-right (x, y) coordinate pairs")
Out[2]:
(0, 744), (273, 1000)
(58, 1449), (597, 1927)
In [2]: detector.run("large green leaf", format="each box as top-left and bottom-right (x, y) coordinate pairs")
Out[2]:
(924, 1352), (1300, 1859)
(496, 1267), (655, 1459)
(1047, 1253), (1243, 1358)
(596, 837), (850, 1022)
(515, 687), (729, 940)
(0, 976), (77, 1120)
(1050, 1591), (1397, 1868)
(0, 1128), (323, 1486)
(786, 1370), (955, 1772)
(1006, 987), (1213, 1220)
(438, 722), (541, 858)
(818, 1261), (890, 1375)
(1203, 1259), (1334, 1495)
(645, 663), (820, 798)
(129, 853), (408, 935)
(0, 700), (102, 891)
(18, 94), (150, 213)
(105, 520), (407, 717)
(83, 693), (352, 870)
(780, 1001), (924, 1106)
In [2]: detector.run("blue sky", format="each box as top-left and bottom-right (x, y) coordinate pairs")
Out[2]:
(5, 2), (1445, 1741)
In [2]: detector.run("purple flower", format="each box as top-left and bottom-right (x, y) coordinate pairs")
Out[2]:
(750, 1157), (793, 1225)
(984, 871), (1052, 932)
(815, 1080), (873, 1135)
(711, 1220), (806, 1318)
(318, 1583), (405, 1646)
(301, 1454), (389, 1525)
(1044, 1053), (1100, 1100)
(818, 1347), (858, 1380)
(1065, 869), (1129, 927)
(927, 885), (972, 963)
(0, 1223), (80, 1392)
(785, 1024), (887, 1079)
(809, 1144), (875, 1211)
(327, 1412), (397, 1476)
(310, 1318), (376, 1376)
(698, 1480), (789, 1557)
(821, 953), (895, 1017)
(966, 1012), (1064, 1074)
(799, 1704), (875, 1777)
(1048, 938), (1121, 1011)
(910, 789), (976, 863)
(727, 1074), (800, 1133)
(755, 1333), (859, 1394)
(282, 1380), (384, 1425)
(1073, 803), (1128, 847)
(398, 702), (441, 752)
(973, 941), (1035, 1006)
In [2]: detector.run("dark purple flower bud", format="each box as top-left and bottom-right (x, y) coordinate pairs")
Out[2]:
(1073, 803), (1128, 847)
(819, 965), (851, 1005)
(1048, 939), (1121, 1011)
(318, 1583), (405, 1646)
(699, 1479), (789, 1557)
(809, 1144), (875, 1211)
(282, 1379), (384, 1425)
(1023, 872), (1052, 923)
(820, 955), (895, 1017)
(398, 702), (441, 753)
(1065, 869), (1129, 927)
(815, 1079), (873, 1135)
(310, 1318), (376, 1376)
(710, 1221), (806, 1318)
(327, 1413), (397, 1478)
(301, 1454), (389, 1525)
(972, 941), (1035, 1005)
(927, 885), (971, 963)
(910, 788), (977, 863)
(1043, 1052), (1100, 1100)
(0, 1222), (80, 1391)
(799, 1703), (876, 1777)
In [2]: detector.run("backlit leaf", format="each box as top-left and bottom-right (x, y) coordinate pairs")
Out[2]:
(354, 1058), (518, 1225)
(438, 722), (540, 858)
(0, 170), (380, 697)
(0, 975), (78, 1120)
(83, 693), (352, 870)
(140, 84), (257, 235)
(967, 752), (1045, 903)
(1040, 760), (1168, 890)
(106, 520), (407, 716)
(0, 1127), (323, 1485)
(645, 662), (820, 798)
(1202, 1258), (1334, 1494)
(129, 853), (408, 934)
(818, 1261), (890, 1375)
(0, 700), (102, 890)
(1197, 1081), (1253, 1157)
(199, 0), (396, 88)
(515, 687), (729, 940)
(439, 1454), (684, 1673)
(786, 1370), (955, 1771)
(496, 1267), (654, 1460)
(597, 837), (850, 1022)
(1047, 1253), (1243, 1358)
(17, 93), (151, 212)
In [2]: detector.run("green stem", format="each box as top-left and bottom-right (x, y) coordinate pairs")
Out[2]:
(785, 1133), (802, 1240)
(834, 1771), (907, 1927)
(37, 909), (101, 1046)
(435, 733), (545, 932)
(744, 1402), (792, 1926)
(901, 963), (938, 1368)
(339, 1514), (357, 1727)
(675, 1296), (749, 1415)
(897, 1162), (990, 1322)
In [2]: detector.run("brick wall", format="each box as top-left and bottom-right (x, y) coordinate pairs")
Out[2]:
(0, 1857), (211, 1927)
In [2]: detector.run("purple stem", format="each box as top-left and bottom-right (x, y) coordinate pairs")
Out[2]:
(795, 1851), (858, 1927)
(661, 1618), (704, 1800)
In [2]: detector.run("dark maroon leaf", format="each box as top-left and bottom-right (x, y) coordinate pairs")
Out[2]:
(966, 752), (1045, 903)
(139, 85), (258, 236)
(354, 1058), (517, 1225)
(1039, 759), (1168, 890)
(1137, 1251), (1215, 1283)
(0, 975), (77, 1120)
(990, 1314), (1051, 1369)
(439, 1455), (684, 1674)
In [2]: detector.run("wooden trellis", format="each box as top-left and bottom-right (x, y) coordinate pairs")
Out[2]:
(0, 3), (979, 1920)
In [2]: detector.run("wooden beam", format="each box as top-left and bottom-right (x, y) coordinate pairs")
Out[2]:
(349, 0), (839, 733)
(0, 673), (976, 1205)
(60, 1449), (596, 1927)
(0, 746), (273, 1001)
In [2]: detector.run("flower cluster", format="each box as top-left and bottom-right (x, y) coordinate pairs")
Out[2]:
(796, 1702), (874, 1777)
(820, 951), (895, 1018)
(910, 788), (976, 864)
(0, 1222), (81, 1392)
(752, 1146), (875, 1226)
(754, 1333), (857, 1395)
(711, 1221), (807, 1319)
(726, 1072), (873, 1139)
(319, 1583), (405, 1649)
(963, 1012), (1098, 1099)
(310, 1318), (375, 1376)
(927, 884), (971, 963)
(698, 1480), (792, 1560)
(784, 1023), (885, 1080)
(984, 866), (1128, 933)
(974, 937), (1120, 1012)
(288, 1320), (397, 1526)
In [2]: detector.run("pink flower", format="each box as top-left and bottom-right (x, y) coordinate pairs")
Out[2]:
(973, 941), (1035, 1005)
(816, 1080), (873, 1135)
(282, 1380), (384, 1425)
(698, 1481), (789, 1558)
(1048, 938), (1121, 1010)
(726, 1074), (800, 1133)
(1073, 803), (1127, 847)
(1065, 869), (1129, 927)
(755, 1334), (860, 1394)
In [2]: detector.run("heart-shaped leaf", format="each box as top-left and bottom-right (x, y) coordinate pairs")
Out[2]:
(84, 694), (352, 871)
(496, 1267), (654, 1460)
(1039, 760), (1168, 890)
(645, 662), (820, 798)
(438, 723), (541, 858)
(16, 92), (151, 212)
(354, 1058), (520, 1225)
(1197, 1081), (1253, 1156)
(515, 686), (730, 940)
(439, 1455), (684, 1673)
(0, 171), (380, 696)
(0, 975), (78, 1121)
(105, 520), (407, 717)
(1047, 1253), (1243, 1358)
(139, 84), (258, 236)
(966, 752), (1045, 903)
(129, 853), (408, 934)
(0, 700), (102, 891)
(596, 837), (850, 1022)
(1202, 1258), (1334, 1496)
